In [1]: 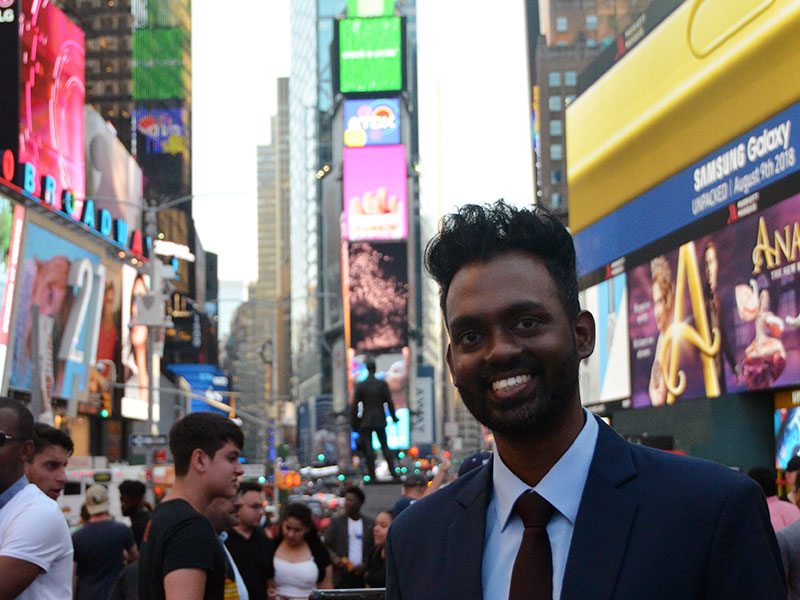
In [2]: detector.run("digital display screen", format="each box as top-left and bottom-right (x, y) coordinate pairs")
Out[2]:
(132, 28), (185, 100)
(133, 108), (187, 155)
(350, 352), (410, 450)
(343, 98), (401, 147)
(343, 145), (407, 241)
(18, 0), (85, 202)
(121, 265), (150, 420)
(338, 17), (403, 94)
(348, 241), (408, 352)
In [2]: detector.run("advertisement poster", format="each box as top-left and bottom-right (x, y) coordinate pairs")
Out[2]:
(0, 202), (25, 390)
(350, 352), (410, 450)
(338, 16), (403, 94)
(121, 265), (151, 420)
(18, 0), (86, 201)
(579, 272), (630, 404)
(343, 145), (407, 241)
(133, 108), (187, 154)
(710, 191), (800, 394)
(88, 266), (122, 409)
(628, 243), (719, 408)
(343, 99), (401, 147)
(10, 223), (103, 401)
(132, 28), (185, 100)
(348, 241), (408, 352)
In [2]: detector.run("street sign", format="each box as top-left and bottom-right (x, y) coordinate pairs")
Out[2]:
(130, 434), (168, 448)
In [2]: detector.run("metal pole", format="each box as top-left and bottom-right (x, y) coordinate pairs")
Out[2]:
(272, 307), (281, 514)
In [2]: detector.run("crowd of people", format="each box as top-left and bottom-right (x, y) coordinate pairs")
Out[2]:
(2, 201), (799, 599)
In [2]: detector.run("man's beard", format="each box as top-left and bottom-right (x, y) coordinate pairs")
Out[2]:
(456, 349), (580, 439)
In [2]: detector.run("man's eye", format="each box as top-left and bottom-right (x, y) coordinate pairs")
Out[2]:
(515, 318), (538, 330)
(459, 331), (481, 345)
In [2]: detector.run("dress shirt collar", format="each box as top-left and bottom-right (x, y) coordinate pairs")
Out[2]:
(0, 475), (27, 512)
(492, 410), (598, 531)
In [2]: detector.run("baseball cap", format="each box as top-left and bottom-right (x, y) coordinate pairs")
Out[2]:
(787, 456), (800, 473)
(85, 484), (110, 515)
(403, 473), (428, 488)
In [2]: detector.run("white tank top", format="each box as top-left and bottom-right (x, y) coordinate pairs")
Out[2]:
(273, 556), (319, 598)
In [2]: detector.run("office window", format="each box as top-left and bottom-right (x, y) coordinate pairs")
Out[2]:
(548, 71), (561, 87)
(551, 170), (563, 184)
(565, 95), (576, 106)
(551, 193), (563, 209)
(550, 144), (563, 161)
(550, 120), (562, 136)
(586, 14), (598, 30)
(548, 96), (562, 111)
(556, 16), (568, 32)
(565, 70), (577, 86)
(586, 38), (598, 48)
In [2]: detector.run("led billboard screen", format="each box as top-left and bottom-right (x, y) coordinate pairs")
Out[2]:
(579, 272), (630, 404)
(338, 17), (403, 94)
(121, 265), (150, 420)
(132, 28), (185, 100)
(166, 364), (230, 415)
(344, 98), (401, 147)
(10, 223), (104, 403)
(350, 352), (410, 450)
(18, 0), (85, 200)
(348, 241), (408, 352)
(343, 145), (407, 241)
(347, 0), (394, 17)
(133, 108), (187, 155)
(0, 200), (23, 390)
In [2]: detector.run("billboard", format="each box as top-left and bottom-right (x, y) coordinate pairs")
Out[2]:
(348, 241), (408, 352)
(133, 108), (187, 155)
(579, 271), (630, 405)
(121, 265), (151, 420)
(166, 364), (230, 415)
(88, 264), (122, 413)
(0, 200), (24, 391)
(10, 223), (105, 403)
(85, 107), (144, 231)
(343, 99), (401, 147)
(132, 29), (185, 100)
(18, 0), (85, 201)
(343, 145), (407, 241)
(347, 0), (394, 17)
(350, 353), (410, 450)
(337, 16), (403, 95)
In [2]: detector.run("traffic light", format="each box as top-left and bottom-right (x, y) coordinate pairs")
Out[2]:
(409, 446), (419, 458)
(276, 470), (302, 490)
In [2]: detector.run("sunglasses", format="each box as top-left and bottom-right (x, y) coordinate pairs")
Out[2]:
(0, 432), (29, 447)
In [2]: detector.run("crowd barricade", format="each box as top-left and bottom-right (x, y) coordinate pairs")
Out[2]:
(308, 589), (386, 599)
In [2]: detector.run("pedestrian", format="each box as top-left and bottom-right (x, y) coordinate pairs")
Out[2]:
(778, 518), (800, 600)
(749, 466), (800, 531)
(393, 454), (452, 517)
(119, 479), (151, 548)
(72, 484), (138, 600)
(783, 456), (800, 506)
(364, 510), (393, 588)
(456, 451), (492, 477)
(25, 422), (73, 500)
(0, 397), (73, 598)
(325, 486), (373, 588)
(385, 200), (786, 599)
(352, 359), (399, 480)
(137, 411), (244, 600)
(206, 494), (249, 600)
(271, 502), (333, 598)
(225, 481), (275, 600)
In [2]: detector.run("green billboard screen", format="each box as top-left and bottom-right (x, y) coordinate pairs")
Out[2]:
(132, 29), (186, 100)
(347, 0), (394, 17)
(338, 17), (403, 95)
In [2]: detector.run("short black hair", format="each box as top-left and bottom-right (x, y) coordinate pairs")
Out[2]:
(118, 480), (146, 499)
(237, 480), (263, 495)
(344, 485), (365, 504)
(748, 466), (778, 497)
(787, 456), (800, 473)
(169, 412), (244, 476)
(31, 423), (73, 458)
(365, 358), (376, 373)
(0, 397), (34, 440)
(424, 200), (580, 322)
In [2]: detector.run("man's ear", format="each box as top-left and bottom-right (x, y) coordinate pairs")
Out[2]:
(20, 439), (34, 463)
(190, 448), (209, 474)
(574, 310), (596, 361)
(445, 343), (455, 380)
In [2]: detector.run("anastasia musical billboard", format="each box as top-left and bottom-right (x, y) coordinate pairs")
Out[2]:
(628, 189), (800, 407)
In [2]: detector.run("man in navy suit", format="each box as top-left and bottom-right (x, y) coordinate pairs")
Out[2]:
(385, 201), (786, 599)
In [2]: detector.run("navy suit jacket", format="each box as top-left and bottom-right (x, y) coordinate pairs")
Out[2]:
(386, 417), (786, 599)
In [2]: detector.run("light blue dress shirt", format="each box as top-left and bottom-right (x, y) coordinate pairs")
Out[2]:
(482, 411), (598, 600)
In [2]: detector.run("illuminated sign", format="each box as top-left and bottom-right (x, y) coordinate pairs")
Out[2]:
(337, 17), (403, 95)
(343, 99), (401, 147)
(347, 0), (394, 17)
(133, 108), (187, 155)
(343, 145), (408, 241)
(0, 201), (24, 388)
(132, 28), (186, 100)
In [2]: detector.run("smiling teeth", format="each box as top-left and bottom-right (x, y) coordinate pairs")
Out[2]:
(492, 374), (532, 391)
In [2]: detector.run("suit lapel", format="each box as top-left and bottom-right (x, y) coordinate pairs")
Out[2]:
(443, 463), (492, 599)
(561, 418), (637, 600)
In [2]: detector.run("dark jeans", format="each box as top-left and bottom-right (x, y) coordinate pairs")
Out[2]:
(360, 427), (396, 478)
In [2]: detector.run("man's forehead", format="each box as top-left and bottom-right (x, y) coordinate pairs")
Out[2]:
(0, 408), (18, 432)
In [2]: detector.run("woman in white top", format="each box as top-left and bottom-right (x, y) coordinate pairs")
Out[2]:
(270, 503), (333, 600)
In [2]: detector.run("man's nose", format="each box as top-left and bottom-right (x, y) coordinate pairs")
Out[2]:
(485, 328), (521, 363)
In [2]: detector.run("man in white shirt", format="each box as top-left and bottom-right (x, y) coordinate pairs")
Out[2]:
(325, 486), (373, 588)
(0, 397), (73, 599)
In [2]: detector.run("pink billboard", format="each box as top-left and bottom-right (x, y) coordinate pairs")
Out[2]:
(343, 145), (407, 241)
(18, 0), (86, 203)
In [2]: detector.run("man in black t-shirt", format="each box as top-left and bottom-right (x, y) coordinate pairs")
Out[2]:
(138, 412), (244, 600)
(225, 481), (274, 600)
(119, 479), (150, 548)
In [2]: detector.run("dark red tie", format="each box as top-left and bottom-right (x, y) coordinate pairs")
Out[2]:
(509, 490), (554, 600)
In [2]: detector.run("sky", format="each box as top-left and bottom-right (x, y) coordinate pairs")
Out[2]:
(192, 0), (291, 284)
(192, 1), (533, 285)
